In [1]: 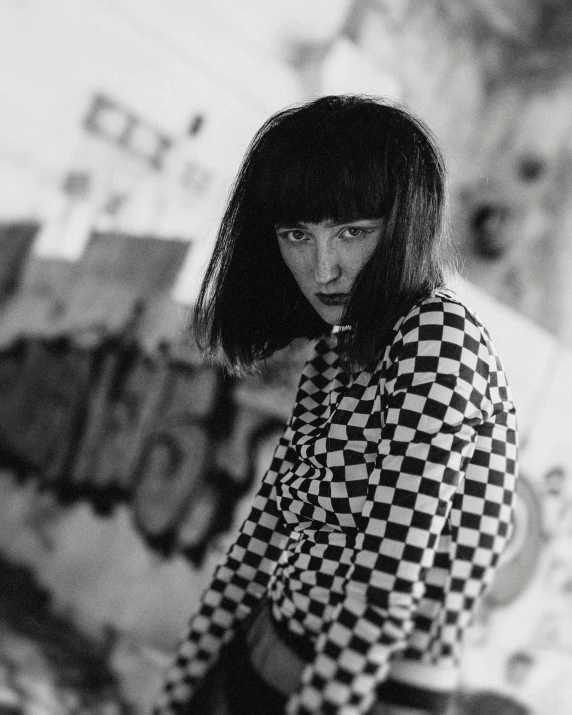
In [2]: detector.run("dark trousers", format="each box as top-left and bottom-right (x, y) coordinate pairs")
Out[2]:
(188, 629), (287, 715)
(223, 629), (287, 715)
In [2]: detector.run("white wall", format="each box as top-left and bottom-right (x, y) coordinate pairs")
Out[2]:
(457, 279), (572, 479)
(0, 0), (302, 299)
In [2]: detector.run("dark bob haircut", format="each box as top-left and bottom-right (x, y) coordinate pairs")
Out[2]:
(193, 94), (452, 374)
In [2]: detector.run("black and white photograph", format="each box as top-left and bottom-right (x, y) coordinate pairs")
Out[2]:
(0, 2), (571, 714)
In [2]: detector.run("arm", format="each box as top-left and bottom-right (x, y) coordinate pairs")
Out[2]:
(152, 433), (294, 715)
(287, 300), (515, 715)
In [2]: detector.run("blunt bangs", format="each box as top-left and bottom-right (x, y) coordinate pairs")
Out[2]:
(247, 99), (399, 227)
(254, 129), (393, 226)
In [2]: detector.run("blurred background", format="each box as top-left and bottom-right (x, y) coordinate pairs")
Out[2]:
(1, 1), (572, 713)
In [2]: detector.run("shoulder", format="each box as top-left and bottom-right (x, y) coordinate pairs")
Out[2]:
(381, 290), (503, 384)
(393, 290), (489, 348)
(382, 292), (516, 417)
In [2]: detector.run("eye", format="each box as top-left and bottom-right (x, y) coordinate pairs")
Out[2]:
(339, 223), (383, 239)
(277, 229), (308, 242)
(340, 226), (365, 238)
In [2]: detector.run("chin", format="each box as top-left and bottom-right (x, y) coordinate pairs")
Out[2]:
(315, 306), (344, 326)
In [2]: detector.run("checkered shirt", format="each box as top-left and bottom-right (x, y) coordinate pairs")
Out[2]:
(152, 291), (518, 715)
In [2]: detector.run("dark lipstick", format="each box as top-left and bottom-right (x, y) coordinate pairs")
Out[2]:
(316, 293), (348, 306)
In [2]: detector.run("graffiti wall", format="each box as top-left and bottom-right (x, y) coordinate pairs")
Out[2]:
(0, 224), (310, 713)
(0, 333), (235, 564)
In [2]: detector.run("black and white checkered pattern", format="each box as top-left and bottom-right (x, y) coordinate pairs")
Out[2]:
(152, 291), (518, 715)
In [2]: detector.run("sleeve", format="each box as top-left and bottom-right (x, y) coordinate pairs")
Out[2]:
(152, 433), (294, 715)
(286, 301), (514, 715)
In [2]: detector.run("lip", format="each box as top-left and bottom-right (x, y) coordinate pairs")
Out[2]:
(315, 293), (349, 306)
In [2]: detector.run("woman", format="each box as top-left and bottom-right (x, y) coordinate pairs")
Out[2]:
(152, 95), (518, 715)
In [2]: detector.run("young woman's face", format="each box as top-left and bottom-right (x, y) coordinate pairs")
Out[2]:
(276, 219), (384, 325)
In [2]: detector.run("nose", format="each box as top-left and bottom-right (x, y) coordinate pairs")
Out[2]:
(313, 242), (341, 285)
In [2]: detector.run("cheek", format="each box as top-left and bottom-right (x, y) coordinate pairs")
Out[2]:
(345, 240), (379, 277)
(278, 244), (308, 286)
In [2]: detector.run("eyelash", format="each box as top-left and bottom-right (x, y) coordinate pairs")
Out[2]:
(282, 230), (307, 242)
(340, 227), (366, 238)
(278, 227), (374, 242)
